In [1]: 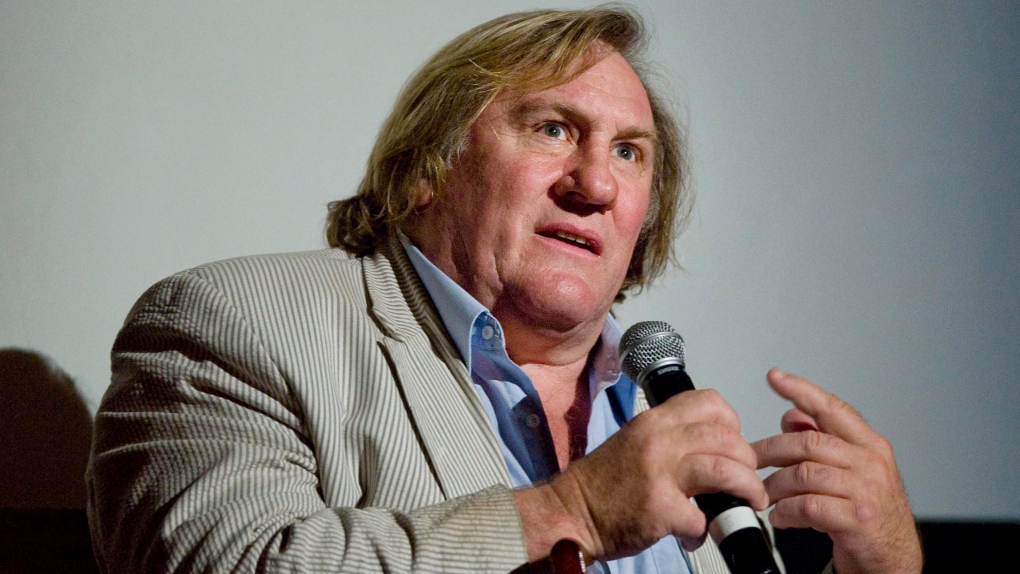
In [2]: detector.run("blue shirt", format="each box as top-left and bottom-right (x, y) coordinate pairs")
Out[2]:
(402, 237), (690, 574)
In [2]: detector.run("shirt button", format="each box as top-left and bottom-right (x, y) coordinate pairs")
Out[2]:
(526, 414), (541, 428)
(481, 325), (495, 340)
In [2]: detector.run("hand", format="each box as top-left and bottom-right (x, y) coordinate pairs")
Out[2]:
(752, 369), (922, 574)
(514, 389), (768, 562)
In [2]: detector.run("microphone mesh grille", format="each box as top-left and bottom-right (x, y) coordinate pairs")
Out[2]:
(619, 321), (686, 381)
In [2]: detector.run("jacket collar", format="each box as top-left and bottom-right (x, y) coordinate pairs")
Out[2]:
(360, 235), (512, 497)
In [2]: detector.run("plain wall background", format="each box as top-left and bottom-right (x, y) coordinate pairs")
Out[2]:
(2, 1), (1017, 520)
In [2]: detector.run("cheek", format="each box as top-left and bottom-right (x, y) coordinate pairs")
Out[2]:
(621, 191), (652, 242)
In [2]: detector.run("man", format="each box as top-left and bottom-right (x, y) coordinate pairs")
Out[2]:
(87, 7), (922, 573)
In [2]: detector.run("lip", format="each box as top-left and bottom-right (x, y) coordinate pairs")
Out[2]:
(535, 223), (603, 256)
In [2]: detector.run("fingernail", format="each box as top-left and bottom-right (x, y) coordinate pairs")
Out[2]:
(771, 368), (786, 378)
(680, 533), (707, 552)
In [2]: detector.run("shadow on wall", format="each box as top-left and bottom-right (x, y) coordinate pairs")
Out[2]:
(0, 348), (98, 573)
(0, 348), (93, 508)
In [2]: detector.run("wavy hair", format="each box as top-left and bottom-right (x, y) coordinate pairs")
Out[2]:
(325, 6), (691, 299)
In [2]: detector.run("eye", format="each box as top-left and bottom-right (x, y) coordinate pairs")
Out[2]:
(540, 122), (568, 140)
(614, 144), (638, 162)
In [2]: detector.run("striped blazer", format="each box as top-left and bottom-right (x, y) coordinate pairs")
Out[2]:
(87, 236), (782, 573)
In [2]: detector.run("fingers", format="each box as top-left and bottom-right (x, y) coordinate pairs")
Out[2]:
(546, 387), (766, 560)
(761, 369), (923, 572)
(652, 388), (743, 432)
(633, 389), (757, 470)
(762, 460), (852, 502)
(768, 493), (858, 533)
(780, 408), (818, 433)
(752, 428), (855, 470)
(661, 492), (709, 542)
(679, 531), (708, 552)
(658, 417), (759, 471)
(766, 368), (876, 447)
(679, 454), (770, 510)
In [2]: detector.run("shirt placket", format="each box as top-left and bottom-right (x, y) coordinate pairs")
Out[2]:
(471, 313), (559, 484)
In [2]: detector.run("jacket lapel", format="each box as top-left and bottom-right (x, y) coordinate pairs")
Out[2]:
(362, 236), (511, 499)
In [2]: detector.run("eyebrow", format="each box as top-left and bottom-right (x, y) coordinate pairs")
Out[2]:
(508, 96), (659, 145)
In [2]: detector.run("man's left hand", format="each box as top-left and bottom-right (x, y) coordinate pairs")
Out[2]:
(751, 368), (923, 574)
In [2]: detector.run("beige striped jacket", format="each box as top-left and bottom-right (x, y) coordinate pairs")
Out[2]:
(87, 236), (789, 573)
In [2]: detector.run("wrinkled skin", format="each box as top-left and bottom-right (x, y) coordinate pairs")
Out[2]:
(752, 369), (923, 573)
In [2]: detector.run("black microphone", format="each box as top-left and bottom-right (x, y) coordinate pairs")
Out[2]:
(620, 321), (780, 574)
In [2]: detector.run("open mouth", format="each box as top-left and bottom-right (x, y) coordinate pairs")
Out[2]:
(539, 230), (598, 254)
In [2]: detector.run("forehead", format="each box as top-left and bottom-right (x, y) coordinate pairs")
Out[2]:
(490, 51), (656, 133)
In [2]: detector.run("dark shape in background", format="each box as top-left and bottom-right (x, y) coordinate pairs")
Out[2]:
(0, 348), (91, 508)
(0, 348), (98, 573)
(777, 523), (1020, 574)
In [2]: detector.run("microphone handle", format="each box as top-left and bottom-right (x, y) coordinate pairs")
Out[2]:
(641, 363), (781, 574)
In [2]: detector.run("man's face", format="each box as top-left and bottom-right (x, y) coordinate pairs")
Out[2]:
(409, 51), (655, 339)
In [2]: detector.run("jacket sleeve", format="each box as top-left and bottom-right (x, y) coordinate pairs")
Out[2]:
(86, 270), (527, 573)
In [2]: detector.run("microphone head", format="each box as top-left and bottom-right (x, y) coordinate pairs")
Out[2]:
(619, 321), (686, 382)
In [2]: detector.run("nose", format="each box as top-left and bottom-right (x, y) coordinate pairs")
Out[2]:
(553, 144), (618, 211)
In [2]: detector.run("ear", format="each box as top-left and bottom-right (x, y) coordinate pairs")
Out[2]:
(414, 179), (434, 208)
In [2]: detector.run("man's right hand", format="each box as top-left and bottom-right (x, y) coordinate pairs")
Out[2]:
(512, 389), (768, 562)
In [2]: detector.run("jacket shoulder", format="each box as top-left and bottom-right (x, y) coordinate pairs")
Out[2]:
(122, 248), (375, 333)
(183, 248), (362, 286)
(159, 247), (362, 297)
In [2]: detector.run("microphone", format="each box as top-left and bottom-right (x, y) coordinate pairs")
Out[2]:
(620, 321), (780, 574)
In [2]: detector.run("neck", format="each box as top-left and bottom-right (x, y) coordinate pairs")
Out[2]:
(499, 310), (604, 367)
(512, 331), (601, 472)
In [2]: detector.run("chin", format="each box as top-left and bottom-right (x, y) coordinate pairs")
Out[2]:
(508, 275), (614, 330)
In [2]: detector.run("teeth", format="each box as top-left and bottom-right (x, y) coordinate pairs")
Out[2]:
(554, 231), (590, 247)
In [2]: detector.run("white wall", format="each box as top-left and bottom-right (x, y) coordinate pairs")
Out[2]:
(2, 1), (1017, 520)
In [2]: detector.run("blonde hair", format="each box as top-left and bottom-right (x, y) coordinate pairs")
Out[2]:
(326, 6), (691, 299)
